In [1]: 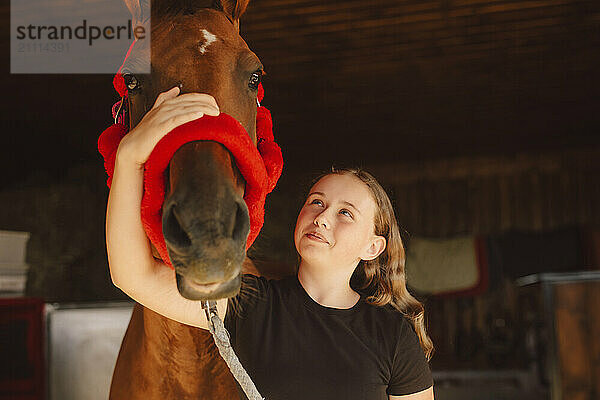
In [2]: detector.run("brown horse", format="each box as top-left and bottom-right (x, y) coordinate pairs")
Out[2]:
(109, 0), (287, 398)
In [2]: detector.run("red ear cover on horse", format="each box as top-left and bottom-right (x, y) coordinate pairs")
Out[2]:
(98, 79), (283, 269)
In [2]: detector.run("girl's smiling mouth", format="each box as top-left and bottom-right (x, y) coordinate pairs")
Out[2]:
(305, 231), (329, 244)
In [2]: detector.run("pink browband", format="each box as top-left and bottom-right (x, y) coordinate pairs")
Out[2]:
(98, 75), (283, 269)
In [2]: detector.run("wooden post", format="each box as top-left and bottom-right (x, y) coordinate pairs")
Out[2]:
(554, 281), (600, 400)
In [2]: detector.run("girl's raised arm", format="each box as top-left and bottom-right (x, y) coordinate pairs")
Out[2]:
(105, 87), (228, 329)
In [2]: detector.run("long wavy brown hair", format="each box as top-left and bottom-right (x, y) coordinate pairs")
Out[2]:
(311, 167), (435, 361)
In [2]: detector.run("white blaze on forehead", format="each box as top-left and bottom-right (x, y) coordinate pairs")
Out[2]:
(199, 29), (218, 54)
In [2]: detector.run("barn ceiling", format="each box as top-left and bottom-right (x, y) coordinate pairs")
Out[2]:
(1, 0), (599, 187)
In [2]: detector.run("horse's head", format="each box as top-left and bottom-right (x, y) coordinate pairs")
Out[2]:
(121, 0), (262, 300)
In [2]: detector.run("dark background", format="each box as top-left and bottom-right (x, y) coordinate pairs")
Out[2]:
(1, 0), (599, 187)
(1, 0), (599, 387)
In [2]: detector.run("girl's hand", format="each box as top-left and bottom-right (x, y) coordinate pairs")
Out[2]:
(117, 86), (220, 167)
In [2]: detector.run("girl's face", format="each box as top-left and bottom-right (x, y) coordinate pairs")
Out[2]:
(294, 174), (386, 270)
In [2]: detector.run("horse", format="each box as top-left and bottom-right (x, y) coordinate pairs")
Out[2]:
(107, 0), (287, 398)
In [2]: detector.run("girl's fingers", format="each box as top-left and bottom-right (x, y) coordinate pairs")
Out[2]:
(154, 107), (215, 128)
(139, 105), (218, 141)
(153, 104), (219, 122)
(124, 111), (205, 163)
(166, 111), (207, 127)
(160, 93), (219, 110)
(122, 90), (220, 165)
(152, 86), (180, 109)
(203, 106), (220, 116)
(167, 103), (220, 116)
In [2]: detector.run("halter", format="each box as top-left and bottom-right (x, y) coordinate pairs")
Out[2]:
(98, 44), (283, 269)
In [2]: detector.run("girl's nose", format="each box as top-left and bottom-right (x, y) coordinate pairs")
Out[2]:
(313, 211), (330, 229)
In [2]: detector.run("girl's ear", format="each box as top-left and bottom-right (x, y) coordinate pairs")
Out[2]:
(361, 235), (386, 261)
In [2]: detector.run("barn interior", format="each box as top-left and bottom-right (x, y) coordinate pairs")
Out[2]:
(0, 0), (599, 399)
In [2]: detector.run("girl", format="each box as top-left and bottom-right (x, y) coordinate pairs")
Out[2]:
(107, 87), (434, 400)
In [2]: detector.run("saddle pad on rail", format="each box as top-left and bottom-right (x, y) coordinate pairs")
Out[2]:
(405, 235), (488, 297)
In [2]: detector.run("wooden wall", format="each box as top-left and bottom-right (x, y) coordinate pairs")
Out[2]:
(369, 147), (599, 236)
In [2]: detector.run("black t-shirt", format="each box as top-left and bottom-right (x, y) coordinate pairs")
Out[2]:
(224, 274), (433, 399)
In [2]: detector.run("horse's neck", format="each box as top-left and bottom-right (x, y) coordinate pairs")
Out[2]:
(137, 304), (210, 362)
(115, 304), (229, 399)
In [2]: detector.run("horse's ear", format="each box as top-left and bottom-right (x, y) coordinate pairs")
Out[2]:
(219, 0), (250, 26)
(122, 0), (150, 28)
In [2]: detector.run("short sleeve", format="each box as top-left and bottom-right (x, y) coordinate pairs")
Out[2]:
(387, 317), (433, 396)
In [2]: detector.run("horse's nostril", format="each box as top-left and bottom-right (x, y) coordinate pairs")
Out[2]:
(164, 204), (192, 250)
(231, 200), (250, 242)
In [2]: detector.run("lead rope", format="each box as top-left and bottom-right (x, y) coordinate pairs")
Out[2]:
(201, 300), (266, 400)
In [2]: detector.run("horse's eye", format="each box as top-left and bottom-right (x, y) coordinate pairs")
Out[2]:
(248, 70), (261, 90)
(123, 74), (139, 91)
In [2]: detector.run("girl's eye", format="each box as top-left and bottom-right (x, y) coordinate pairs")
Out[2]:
(340, 209), (353, 218)
(310, 199), (324, 207)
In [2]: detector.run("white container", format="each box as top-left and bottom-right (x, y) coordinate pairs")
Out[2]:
(0, 230), (31, 264)
(0, 262), (29, 295)
(46, 303), (134, 400)
(0, 262), (29, 273)
(0, 273), (27, 294)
